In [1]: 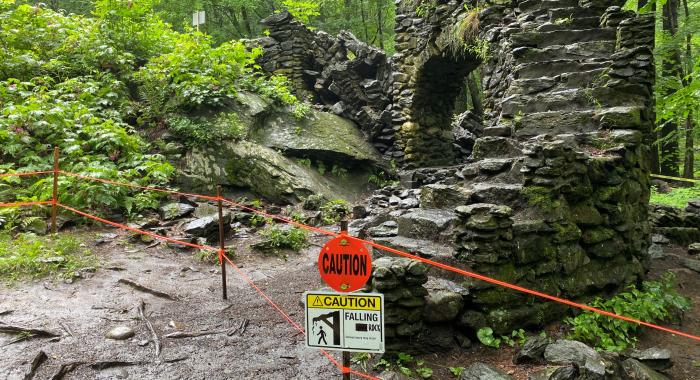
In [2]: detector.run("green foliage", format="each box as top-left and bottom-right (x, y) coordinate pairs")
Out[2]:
(0, 232), (97, 282)
(168, 112), (246, 146)
(351, 352), (372, 372)
(0, 1), (302, 217)
(330, 165), (349, 180)
(320, 199), (350, 225)
(565, 272), (691, 352)
(650, 184), (700, 208)
(368, 171), (398, 189)
(374, 352), (433, 378)
(477, 327), (527, 349)
(195, 247), (235, 263)
(449, 367), (465, 377)
(282, 0), (320, 24)
(477, 327), (501, 348)
(0, 77), (173, 215)
(256, 224), (309, 253)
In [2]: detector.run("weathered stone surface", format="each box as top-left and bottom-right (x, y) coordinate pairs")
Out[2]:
(627, 347), (672, 371)
(397, 209), (457, 242)
(544, 340), (602, 367)
(423, 290), (463, 322)
(251, 109), (383, 164)
(420, 184), (471, 209)
(183, 213), (231, 238)
(620, 358), (670, 380)
(514, 335), (549, 364)
(688, 242), (700, 256)
(159, 203), (195, 221)
(179, 141), (337, 204)
(681, 258), (700, 273)
(459, 363), (513, 380)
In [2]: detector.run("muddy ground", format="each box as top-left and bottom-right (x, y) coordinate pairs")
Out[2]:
(1, 228), (699, 380)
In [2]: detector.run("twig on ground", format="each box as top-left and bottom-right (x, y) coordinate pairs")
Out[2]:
(137, 300), (161, 357)
(0, 310), (13, 316)
(227, 319), (249, 336)
(23, 350), (47, 380)
(0, 323), (61, 345)
(50, 362), (82, 380)
(58, 320), (73, 337)
(90, 360), (145, 370)
(118, 279), (176, 300)
(164, 330), (224, 339)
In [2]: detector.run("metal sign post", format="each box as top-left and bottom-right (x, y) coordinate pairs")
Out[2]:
(192, 10), (205, 32)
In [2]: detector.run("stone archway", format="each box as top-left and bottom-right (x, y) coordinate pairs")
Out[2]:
(407, 52), (481, 167)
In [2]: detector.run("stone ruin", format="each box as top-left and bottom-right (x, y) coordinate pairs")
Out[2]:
(258, 0), (655, 352)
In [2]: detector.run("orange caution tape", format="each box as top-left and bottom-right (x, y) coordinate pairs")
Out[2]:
(57, 203), (217, 252)
(52, 171), (700, 345)
(59, 171), (219, 202)
(0, 170), (54, 178)
(222, 255), (378, 380)
(0, 201), (53, 208)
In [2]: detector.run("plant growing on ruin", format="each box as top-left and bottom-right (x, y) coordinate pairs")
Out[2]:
(374, 353), (433, 378)
(565, 272), (690, 352)
(320, 199), (351, 225)
(256, 224), (309, 254)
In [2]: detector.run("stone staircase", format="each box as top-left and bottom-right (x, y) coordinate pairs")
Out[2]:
(358, 0), (654, 337)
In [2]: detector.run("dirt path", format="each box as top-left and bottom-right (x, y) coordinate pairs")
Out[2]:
(1, 229), (699, 380)
(0, 228), (338, 380)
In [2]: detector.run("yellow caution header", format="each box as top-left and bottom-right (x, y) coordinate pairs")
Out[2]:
(307, 293), (381, 311)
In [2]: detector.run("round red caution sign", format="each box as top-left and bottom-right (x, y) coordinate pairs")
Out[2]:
(318, 233), (371, 292)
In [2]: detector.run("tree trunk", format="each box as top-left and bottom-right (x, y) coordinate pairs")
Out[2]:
(344, 0), (352, 27)
(360, 0), (369, 41)
(241, 6), (253, 37)
(659, 0), (681, 176)
(466, 72), (483, 117)
(681, 0), (694, 178)
(376, 0), (384, 49)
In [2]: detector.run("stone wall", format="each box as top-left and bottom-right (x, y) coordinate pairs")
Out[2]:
(257, 12), (396, 155)
(257, 0), (655, 352)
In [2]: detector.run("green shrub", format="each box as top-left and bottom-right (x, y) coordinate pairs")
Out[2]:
(255, 224), (308, 254)
(565, 272), (691, 351)
(0, 232), (97, 282)
(168, 112), (247, 146)
(320, 199), (350, 225)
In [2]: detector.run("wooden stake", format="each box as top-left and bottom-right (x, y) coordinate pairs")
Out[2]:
(51, 147), (59, 234)
(217, 185), (228, 300)
(340, 219), (351, 380)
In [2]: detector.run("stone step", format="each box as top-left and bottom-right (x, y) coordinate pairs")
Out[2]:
(501, 87), (649, 116)
(513, 59), (610, 79)
(537, 17), (601, 32)
(517, 0), (579, 13)
(372, 235), (456, 261)
(508, 68), (608, 95)
(466, 183), (524, 206)
(548, 7), (601, 21)
(513, 41), (616, 64)
(511, 28), (617, 49)
(472, 136), (523, 160)
(397, 209), (458, 243)
(514, 110), (598, 137)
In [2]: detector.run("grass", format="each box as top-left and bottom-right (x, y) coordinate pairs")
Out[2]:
(0, 232), (97, 282)
(650, 184), (700, 208)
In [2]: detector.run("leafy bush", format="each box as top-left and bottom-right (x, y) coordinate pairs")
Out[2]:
(0, 232), (97, 282)
(565, 272), (691, 351)
(650, 184), (700, 208)
(168, 113), (247, 146)
(320, 199), (350, 225)
(374, 353), (433, 378)
(255, 224), (308, 254)
(0, 1), (304, 217)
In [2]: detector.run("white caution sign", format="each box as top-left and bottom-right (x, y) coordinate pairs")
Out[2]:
(305, 291), (384, 353)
